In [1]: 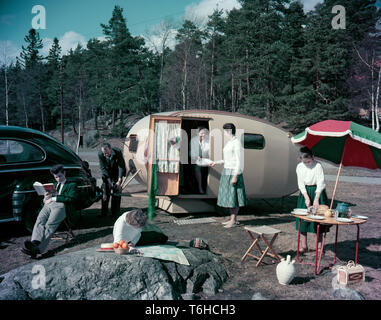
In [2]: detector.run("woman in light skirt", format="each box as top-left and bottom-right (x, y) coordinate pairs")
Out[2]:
(210, 123), (247, 228)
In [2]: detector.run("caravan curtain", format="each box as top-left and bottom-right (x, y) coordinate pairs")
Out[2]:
(155, 121), (181, 173)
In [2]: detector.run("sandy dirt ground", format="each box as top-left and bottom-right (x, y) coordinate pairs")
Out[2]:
(1, 148), (381, 300)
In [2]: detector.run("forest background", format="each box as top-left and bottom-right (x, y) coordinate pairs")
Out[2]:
(1, 0), (381, 145)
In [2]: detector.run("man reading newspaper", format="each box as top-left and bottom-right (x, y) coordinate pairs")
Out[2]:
(22, 164), (77, 258)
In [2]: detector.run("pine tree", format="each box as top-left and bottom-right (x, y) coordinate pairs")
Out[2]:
(237, 0), (290, 120)
(205, 9), (225, 109)
(18, 28), (46, 131)
(283, 0), (379, 132)
(19, 29), (43, 69)
(47, 37), (61, 69)
(162, 20), (205, 110)
(100, 5), (152, 126)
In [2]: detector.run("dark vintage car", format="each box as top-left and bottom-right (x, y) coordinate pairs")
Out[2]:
(0, 125), (101, 231)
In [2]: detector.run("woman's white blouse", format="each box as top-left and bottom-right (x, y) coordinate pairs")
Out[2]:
(113, 211), (142, 245)
(215, 136), (243, 174)
(296, 161), (326, 194)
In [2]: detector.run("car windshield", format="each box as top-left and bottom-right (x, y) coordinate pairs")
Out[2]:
(0, 139), (45, 164)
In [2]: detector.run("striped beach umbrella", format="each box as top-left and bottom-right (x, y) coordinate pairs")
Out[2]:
(291, 120), (381, 208)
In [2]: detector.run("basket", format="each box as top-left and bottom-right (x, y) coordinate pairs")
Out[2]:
(316, 205), (329, 216)
(337, 261), (365, 285)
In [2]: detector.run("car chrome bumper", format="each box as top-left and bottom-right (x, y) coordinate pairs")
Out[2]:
(0, 217), (17, 223)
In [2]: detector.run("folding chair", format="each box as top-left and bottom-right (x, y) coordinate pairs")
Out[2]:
(241, 225), (282, 267)
(51, 219), (75, 241)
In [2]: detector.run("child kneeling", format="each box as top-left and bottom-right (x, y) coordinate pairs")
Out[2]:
(113, 208), (148, 254)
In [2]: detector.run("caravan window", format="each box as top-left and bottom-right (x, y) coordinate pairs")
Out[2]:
(128, 135), (138, 153)
(243, 134), (265, 150)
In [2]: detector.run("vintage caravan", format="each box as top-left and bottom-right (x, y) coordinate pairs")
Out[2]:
(123, 110), (299, 213)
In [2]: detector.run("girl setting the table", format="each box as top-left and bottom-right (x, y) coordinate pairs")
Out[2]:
(296, 146), (330, 253)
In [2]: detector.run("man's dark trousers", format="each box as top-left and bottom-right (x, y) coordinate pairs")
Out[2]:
(101, 178), (121, 216)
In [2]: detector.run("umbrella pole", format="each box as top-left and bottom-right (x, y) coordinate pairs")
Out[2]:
(329, 161), (343, 209)
(329, 138), (349, 210)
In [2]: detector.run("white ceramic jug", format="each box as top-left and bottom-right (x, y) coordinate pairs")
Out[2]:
(276, 255), (296, 285)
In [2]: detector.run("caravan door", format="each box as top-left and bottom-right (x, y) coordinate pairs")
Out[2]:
(147, 115), (182, 196)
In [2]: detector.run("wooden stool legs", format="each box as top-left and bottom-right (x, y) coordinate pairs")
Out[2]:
(241, 229), (281, 267)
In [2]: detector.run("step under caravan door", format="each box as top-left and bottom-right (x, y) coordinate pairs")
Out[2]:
(147, 115), (182, 196)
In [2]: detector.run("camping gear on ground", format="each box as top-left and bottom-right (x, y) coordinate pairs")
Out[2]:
(276, 255), (296, 285)
(292, 120), (381, 209)
(136, 244), (190, 265)
(189, 238), (209, 250)
(241, 225), (282, 267)
(337, 261), (365, 285)
(173, 217), (216, 225)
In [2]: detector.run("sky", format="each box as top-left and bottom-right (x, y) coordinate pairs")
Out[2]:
(0, 0), (323, 64)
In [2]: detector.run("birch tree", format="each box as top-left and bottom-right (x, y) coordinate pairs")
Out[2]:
(0, 42), (12, 125)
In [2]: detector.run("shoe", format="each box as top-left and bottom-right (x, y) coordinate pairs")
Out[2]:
(23, 240), (40, 258)
(21, 247), (32, 255)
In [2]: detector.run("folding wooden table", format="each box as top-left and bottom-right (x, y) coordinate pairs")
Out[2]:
(241, 225), (282, 267)
(292, 214), (367, 275)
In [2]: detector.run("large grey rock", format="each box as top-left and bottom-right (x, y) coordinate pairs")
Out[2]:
(252, 292), (269, 300)
(332, 288), (365, 300)
(0, 246), (227, 300)
(83, 130), (99, 148)
(331, 275), (365, 300)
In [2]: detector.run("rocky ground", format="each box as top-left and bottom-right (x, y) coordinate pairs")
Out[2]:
(1, 145), (381, 300)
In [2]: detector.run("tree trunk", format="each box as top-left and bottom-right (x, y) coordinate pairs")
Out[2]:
(159, 51), (165, 112)
(94, 108), (98, 130)
(120, 109), (124, 127)
(375, 68), (381, 132)
(72, 113), (78, 136)
(231, 68), (235, 113)
(39, 92), (45, 132)
(245, 30), (250, 95)
(76, 81), (83, 154)
(22, 93), (28, 128)
(181, 54), (188, 110)
(210, 36), (215, 109)
(371, 55), (375, 130)
(60, 63), (64, 143)
(4, 67), (9, 126)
